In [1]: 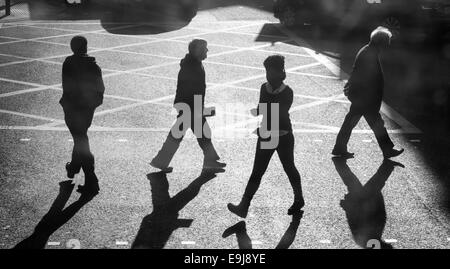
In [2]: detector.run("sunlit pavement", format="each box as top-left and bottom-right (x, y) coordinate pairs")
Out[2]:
(0, 1), (449, 249)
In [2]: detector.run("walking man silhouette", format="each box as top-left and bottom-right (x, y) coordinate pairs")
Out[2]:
(332, 26), (404, 159)
(150, 39), (225, 172)
(228, 55), (304, 218)
(60, 36), (104, 196)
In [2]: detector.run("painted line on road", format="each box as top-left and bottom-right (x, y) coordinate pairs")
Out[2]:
(0, 109), (63, 124)
(115, 241), (129, 246)
(385, 239), (398, 243)
(181, 241), (196, 245)
(117, 139), (128, 142)
(47, 242), (61, 246)
(0, 125), (414, 134)
(19, 138), (30, 141)
(362, 139), (372, 143)
(313, 139), (323, 142)
(319, 240), (332, 244)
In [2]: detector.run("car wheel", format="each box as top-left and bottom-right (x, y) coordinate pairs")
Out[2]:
(279, 6), (297, 27)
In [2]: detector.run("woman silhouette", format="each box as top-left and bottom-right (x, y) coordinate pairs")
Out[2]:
(228, 55), (304, 218)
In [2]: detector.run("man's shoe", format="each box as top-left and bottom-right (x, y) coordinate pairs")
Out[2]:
(203, 160), (226, 169)
(227, 203), (248, 218)
(383, 148), (404, 159)
(383, 159), (405, 168)
(150, 160), (173, 173)
(331, 148), (355, 158)
(287, 197), (305, 215)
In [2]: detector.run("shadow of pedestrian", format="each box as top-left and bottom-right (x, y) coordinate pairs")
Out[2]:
(332, 157), (405, 249)
(13, 180), (97, 249)
(222, 211), (303, 249)
(132, 168), (224, 249)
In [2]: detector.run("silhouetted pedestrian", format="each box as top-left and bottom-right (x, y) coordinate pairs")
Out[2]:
(332, 26), (404, 159)
(150, 39), (225, 172)
(228, 55), (304, 218)
(60, 36), (104, 196)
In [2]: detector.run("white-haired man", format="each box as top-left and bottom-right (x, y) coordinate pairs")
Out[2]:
(332, 27), (404, 159)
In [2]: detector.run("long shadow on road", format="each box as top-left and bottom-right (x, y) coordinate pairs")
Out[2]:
(259, 22), (450, 215)
(332, 157), (405, 249)
(222, 211), (303, 249)
(13, 180), (96, 249)
(132, 168), (224, 249)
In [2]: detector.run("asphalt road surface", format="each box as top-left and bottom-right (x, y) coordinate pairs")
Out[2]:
(0, 0), (449, 249)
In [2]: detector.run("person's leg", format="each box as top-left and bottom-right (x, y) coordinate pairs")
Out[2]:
(151, 114), (186, 170)
(363, 111), (401, 158)
(228, 138), (275, 218)
(333, 105), (362, 156)
(277, 133), (304, 214)
(64, 108), (83, 177)
(195, 116), (221, 165)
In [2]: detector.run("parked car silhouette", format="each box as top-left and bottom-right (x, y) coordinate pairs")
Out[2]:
(273, 0), (432, 41)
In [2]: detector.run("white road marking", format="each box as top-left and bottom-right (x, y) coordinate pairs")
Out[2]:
(19, 138), (30, 141)
(319, 240), (332, 244)
(47, 242), (61, 246)
(0, 109), (63, 123)
(181, 241), (196, 245)
(313, 139), (323, 142)
(0, 21), (265, 69)
(115, 241), (129, 246)
(362, 139), (372, 143)
(385, 239), (398, 243)
(117, 139), (128, 142)
(0, 24), (140, 46)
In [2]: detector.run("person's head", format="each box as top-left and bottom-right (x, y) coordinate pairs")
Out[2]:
(188, 39), (208, 61)
(263, 55), (286, 87)
(70, 35), (88, 55)
(369, 26), (392, 51)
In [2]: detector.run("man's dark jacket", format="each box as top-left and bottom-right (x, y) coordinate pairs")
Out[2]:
(345, 44), (384, 110)
(174, 53), (206, 109)
(60, 54), (105, 110)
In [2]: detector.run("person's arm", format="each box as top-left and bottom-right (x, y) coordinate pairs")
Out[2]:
(94, 64), (105, 107)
